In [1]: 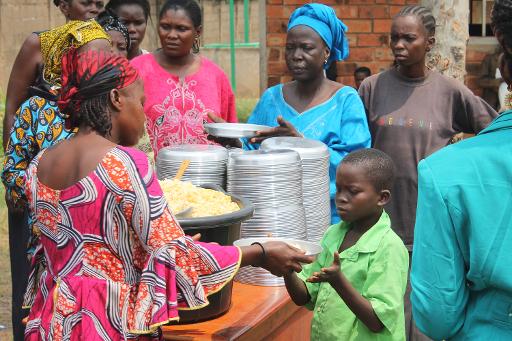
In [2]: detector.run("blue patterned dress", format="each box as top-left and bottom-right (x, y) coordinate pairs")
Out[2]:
(2, 96), (75, 206)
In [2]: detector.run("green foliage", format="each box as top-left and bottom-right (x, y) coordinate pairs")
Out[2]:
(236, 97), (258, 123)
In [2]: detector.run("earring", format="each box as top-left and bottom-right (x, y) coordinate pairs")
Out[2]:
(505, 92), (512, 110)
(324, 58), (328, 65)
(192, 36), (200, 54)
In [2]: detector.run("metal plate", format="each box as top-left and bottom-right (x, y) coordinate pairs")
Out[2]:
(157, 144), (228, 162)
(261, 137), (329, 159)
(204, 123), (272, 138)
(229, 149), (301, 166)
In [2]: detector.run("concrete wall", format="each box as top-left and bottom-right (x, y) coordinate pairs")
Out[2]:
(202, 47), (260, 97)
(0, 0), (261, 97)
(201, 0), (261, 97)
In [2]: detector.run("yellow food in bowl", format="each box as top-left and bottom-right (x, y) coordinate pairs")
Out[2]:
(159, 179), (240, 218)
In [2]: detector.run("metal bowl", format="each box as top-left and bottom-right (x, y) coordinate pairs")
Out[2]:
(261, 137), (329, 160)
(233, 237), (322, 258)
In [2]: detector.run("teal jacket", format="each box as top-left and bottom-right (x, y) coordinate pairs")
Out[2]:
(411, 111), (512, 340)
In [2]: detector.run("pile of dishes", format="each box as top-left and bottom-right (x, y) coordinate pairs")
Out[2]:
(227, 149), (307, 286)
(261, 137), (331, 242)
(156, 145), (228, 188)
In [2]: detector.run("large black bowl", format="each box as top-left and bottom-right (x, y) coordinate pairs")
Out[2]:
(175, 184), (253, 324)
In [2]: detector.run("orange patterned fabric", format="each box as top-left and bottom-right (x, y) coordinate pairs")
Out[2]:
(23, 146), (241, 340)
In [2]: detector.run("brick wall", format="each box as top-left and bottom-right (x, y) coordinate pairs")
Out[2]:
(465, 43), (500, 97)
(265, 0), (495, 95)
(266, 0), (419, 88)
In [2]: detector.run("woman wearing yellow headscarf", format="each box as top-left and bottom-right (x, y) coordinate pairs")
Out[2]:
(3, 19), (110, 211)
(3, 0), (104, 149)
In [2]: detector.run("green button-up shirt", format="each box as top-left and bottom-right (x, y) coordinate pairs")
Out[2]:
(298, 211), (408, 340)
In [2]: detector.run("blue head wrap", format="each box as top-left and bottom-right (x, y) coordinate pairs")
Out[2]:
(287, 4), (349, 68)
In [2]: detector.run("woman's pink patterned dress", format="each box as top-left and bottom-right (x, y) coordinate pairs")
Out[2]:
(131, 54), (238, 156)
(23, 146), (241, 340)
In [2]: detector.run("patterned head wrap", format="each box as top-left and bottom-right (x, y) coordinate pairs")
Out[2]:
(39, 20), (111, 88)
(58, 49), (139, 117)
(97, 10), (131, 50)
(287, 4), (349, 68)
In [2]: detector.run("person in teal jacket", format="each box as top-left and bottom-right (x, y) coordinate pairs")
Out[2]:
(410, 2), (512, 339)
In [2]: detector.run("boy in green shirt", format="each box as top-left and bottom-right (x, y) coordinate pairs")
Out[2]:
(285, 148), (409, 340)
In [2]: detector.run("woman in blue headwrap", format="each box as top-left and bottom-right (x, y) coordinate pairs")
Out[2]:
(244, 4), (371, 224)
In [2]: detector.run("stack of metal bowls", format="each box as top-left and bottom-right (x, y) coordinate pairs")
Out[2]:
(261, 137), (331, 243)
(227, 149), (307, 286)
(156, 145), (228, 187)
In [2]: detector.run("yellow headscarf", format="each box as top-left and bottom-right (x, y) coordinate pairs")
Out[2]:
(39, 20), (111, 88)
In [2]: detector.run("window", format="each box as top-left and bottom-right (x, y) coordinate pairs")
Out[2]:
(469, 0), (494, 37)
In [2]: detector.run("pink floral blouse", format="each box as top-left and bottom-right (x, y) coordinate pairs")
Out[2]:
(131, 54), (237, 155)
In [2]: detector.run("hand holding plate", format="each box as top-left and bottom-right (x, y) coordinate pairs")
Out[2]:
(205, 113), (242, 148)
(250, 116), (302, 144)
(261, 241), (314, 276)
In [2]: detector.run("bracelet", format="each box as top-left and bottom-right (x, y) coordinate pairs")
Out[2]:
(251, 242), (266, 266)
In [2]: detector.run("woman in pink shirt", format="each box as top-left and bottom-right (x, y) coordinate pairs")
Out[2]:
(131, 0), (237, 155)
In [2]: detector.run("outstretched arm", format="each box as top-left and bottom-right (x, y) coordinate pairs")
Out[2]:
(284, 272), (310, 306)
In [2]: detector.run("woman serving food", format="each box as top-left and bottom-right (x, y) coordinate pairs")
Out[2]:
(23, 49), (312, 340)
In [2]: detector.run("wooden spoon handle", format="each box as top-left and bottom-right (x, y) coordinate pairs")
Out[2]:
(174, 160), (191, 181)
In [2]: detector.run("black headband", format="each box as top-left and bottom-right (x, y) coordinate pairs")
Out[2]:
(97, 10), (131, 50)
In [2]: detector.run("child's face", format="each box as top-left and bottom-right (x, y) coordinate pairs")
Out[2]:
(108, 30), (128, 58)
(354, 72), (368, 89)
(335, 163), (383, 223)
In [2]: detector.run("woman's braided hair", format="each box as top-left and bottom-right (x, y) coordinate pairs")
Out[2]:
(59, 50), (139, 137)
(76, 93), (112, 137)
(395, 5), (436, 36)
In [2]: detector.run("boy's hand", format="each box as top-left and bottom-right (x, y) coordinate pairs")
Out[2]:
(307, 252), (342, 285)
